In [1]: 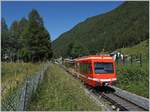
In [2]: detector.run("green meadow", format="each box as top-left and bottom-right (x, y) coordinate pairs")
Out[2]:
(28, 64), (102, 111)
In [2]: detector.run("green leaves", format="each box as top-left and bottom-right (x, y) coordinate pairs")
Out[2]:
(1, 9), (53, 62)
(116, 63), (149, 98)
(67, 42), (89, 58)
(22, 9), (52, 62)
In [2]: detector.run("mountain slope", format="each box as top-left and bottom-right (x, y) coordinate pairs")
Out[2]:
(52, 1), (149, 57)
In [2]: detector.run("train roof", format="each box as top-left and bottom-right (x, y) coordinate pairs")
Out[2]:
(74, 55), (113, 62)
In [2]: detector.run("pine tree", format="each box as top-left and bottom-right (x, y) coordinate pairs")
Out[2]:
(1, 18), (9, 61)
(18, 17), (28, 48)
(9, 20), (20, 61)
(17, 17), (28, 61)
(18, 17), (28, 33)
(23, 9), (52, 62)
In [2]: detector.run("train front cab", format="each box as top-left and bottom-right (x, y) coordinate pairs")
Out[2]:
(88, 57), (117, 87)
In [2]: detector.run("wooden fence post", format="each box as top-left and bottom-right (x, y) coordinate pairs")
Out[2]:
(23, 79), (28, 111)
(140, 53), (142, 67)
(130, 55), (133, 64)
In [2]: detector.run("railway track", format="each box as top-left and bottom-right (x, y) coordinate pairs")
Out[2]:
(59, 64), (149, 111)
(101, 92), (145, 111)
(98, 87), (147, 111)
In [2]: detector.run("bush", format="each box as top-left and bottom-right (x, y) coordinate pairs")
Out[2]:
(116, 64), (149, 98)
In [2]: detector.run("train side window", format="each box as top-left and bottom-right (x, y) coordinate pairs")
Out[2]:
(81, 63), (83, 74)
(83, 63), (86, 74)
(86, 63), (88, 74)
(83, 63), (91, 74)
(84, 63), (88, 74)
(79, 63), (82, 74)
(81, 63), (84, 74)
(82, 63), (84, 74)
(79, 63), (92, 74)
(87, 63), (92, 74)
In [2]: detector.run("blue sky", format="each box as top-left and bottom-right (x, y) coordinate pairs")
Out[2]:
(2, 1), (124, 41)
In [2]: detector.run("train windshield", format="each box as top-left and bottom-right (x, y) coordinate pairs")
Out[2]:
(94, 62), (114, 74)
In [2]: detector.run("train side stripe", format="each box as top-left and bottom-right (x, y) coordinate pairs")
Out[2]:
(87, 77), (116, 82)
(78, 73), (117, 82)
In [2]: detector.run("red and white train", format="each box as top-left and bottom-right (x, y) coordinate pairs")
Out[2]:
(74, 55), (117, 87)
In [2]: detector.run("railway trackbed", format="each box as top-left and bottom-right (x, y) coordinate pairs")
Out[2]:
(100, 89), (147, 111)
(59, 64), (149, 111)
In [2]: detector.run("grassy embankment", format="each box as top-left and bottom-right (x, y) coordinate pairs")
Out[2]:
(28, 64), (101, 111)
(116, 40), (149, 98)
(1, 62), (44, 100)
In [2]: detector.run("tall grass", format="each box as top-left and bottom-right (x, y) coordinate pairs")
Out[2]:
(116, 63), (149, 98)
(28, 64), (101, 111)
(1, 62), (43, 99)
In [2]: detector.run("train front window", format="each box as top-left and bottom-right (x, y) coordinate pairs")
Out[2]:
(94, 62), (114, 74)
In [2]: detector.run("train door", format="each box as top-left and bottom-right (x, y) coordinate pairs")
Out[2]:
(78, 61), (92, 83)
(79, 62), (88, 82)
(84, 62), (92, 84)
(79, 62), (84, 81)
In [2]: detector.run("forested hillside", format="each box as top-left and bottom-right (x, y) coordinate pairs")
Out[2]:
(52, 1), (149, 58)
